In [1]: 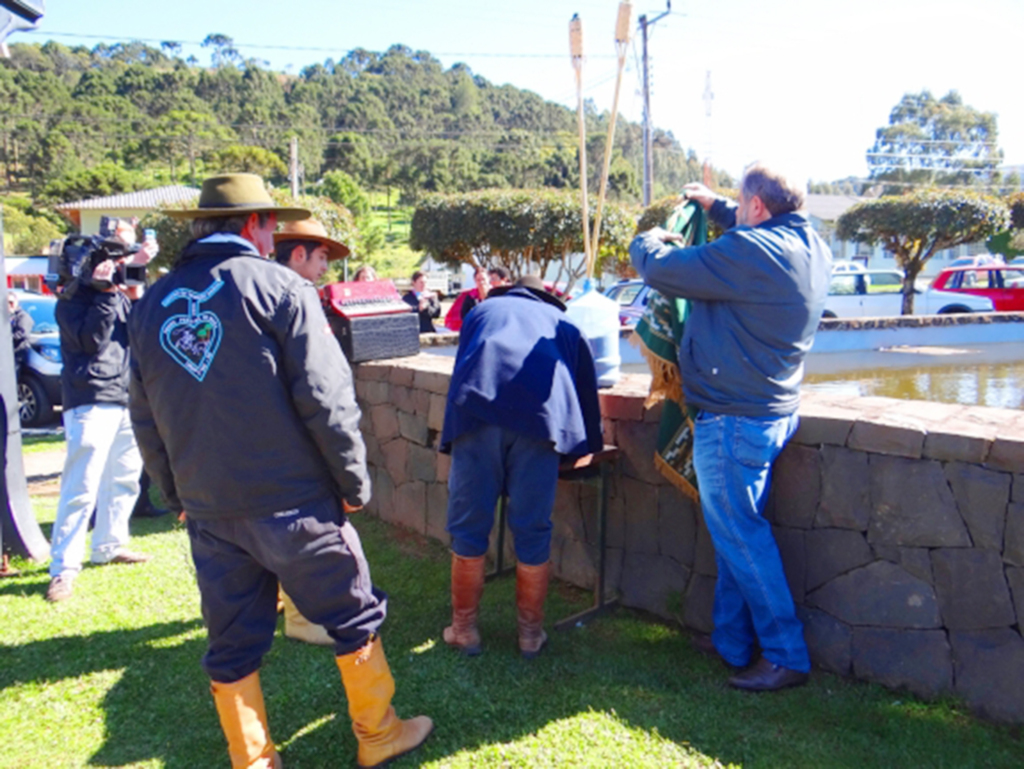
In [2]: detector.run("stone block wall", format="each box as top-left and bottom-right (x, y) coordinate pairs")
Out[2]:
(352, 354), (1024, 723)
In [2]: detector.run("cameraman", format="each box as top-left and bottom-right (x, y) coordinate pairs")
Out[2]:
(46, 222), (157, 603)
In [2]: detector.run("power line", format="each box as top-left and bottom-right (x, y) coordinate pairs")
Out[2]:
(24, 30), (618, 60)
(869, 139), (999, 147)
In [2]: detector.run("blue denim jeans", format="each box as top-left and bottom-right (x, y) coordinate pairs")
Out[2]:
(692, 410), (810, 673)
(49, 404), (142, 578)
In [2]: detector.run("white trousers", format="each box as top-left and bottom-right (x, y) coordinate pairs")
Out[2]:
(49, 403), (143, 577)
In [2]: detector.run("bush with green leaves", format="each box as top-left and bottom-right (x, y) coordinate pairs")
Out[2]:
(836, 189), (1010, 314)
(1007, 191), (1024, 231)
(1, 195), (67, 254)
(410, 188), (635, 293)
(38, 162), (154, 206)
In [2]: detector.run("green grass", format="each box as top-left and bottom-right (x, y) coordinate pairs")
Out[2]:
(19, 433), (65, 454)
(365, 190), (421, 279)
(1, 485), (1021, 767)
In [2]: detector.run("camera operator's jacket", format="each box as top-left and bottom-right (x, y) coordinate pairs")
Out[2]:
(56, 282), (133, 410)
(128, 234), (370, 519)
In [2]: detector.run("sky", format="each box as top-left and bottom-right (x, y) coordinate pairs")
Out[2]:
(21, 0), (1024, 190)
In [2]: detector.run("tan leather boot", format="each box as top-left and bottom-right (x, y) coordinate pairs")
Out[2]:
(516, 561), (550, 659)
(281, 590), (334, 647)
(210, 671), (283, 769)
(336, 635), (433, 768)
(442, 553), (485, 655)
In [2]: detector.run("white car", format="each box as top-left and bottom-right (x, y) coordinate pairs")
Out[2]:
(831, 260), (865, 274)
(823, 270), (994, 318)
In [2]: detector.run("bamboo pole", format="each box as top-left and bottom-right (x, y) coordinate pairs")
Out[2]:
(570, 14), (592, 273)
(590, 2), (632, 278)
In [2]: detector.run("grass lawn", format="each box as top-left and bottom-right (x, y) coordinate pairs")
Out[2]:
(364, 190), (422, 279)
(19, 433), (65, 455)
(1, 487), (1021, 768)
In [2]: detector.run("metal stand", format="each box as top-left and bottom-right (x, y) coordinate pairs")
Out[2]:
(486, 446), (620, 630)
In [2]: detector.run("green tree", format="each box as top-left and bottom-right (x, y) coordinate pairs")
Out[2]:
(39, 162), (150, 205)
(323, 131), (376, 185)
(202, 34), (242, 69)
(209, 145), (287, 180)
(410, 188), (634, 294)
(313, 169), (384, 258)
(867, 91), (1003, 193)
(836, 190), (1009, 314)
(152, 109), (235, 183)
(318, 169), (370, 218)
(986, 192), (1024, 260)
(0, 194), (67, 253)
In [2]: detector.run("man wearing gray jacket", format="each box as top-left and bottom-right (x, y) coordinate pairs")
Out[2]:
(630, 164), (831, 692)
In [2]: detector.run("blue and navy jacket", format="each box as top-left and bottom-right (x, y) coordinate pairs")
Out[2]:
(441, 287), (603, 457)
(630, 200), (832, 417)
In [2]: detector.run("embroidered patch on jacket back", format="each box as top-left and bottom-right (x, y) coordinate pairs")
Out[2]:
(159, 279), (225, 382)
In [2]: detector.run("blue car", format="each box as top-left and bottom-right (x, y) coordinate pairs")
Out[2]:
(604, 279), (652, 327)
(12, 290), (62, 426)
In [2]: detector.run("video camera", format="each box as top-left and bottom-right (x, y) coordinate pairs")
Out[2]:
(47, 216), (147, 292)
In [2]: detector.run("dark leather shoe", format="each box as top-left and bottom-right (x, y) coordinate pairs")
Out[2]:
(691, 634), (744, 670)
(728, 656), (808, 692)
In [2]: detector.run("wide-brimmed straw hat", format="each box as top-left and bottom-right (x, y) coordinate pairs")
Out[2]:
(489, 274), (566, 311)
(273, 218), (351, 261)
(162, 173), (310, 221)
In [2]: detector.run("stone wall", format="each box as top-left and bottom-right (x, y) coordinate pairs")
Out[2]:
(352, 353), (1024, 723)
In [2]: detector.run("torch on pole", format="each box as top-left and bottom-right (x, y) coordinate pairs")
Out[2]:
(589, 1), (632, 278)
(570, 14), (592, 273)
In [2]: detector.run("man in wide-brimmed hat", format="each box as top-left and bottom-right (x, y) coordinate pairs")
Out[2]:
(128, 174), (432, 768)
(273, 218), (350, 284)
(439, 275), (602, 660)
(273, 217), (351, 648)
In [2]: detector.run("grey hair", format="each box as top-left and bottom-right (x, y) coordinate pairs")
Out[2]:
(741, 164), (804, 217)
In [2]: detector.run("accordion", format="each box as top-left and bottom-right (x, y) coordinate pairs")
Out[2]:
(322, 280), (420, 363)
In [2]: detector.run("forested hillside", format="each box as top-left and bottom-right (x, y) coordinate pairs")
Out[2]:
(0, 38), (730, 207)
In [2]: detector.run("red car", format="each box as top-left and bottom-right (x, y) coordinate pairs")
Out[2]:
(930, 265), (1024, 311)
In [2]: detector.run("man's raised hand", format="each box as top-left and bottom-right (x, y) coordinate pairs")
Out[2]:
(682, 182), (719, 211)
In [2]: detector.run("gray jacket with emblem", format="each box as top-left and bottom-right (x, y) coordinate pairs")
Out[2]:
(128, 235), (370, 519)
(630, 199), (831, 417)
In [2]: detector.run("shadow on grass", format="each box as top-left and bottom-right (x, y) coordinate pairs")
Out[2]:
(2, 513), (1020, 768)
(331, 516), (1023, 768)
(0, 620), (224, 767)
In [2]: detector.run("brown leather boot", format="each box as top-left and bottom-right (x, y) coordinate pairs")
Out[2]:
(442, 553), (485, 655)
(336, 635), (433, 768)
(209, 671), (283, 769)
(516, 561), (550, 659)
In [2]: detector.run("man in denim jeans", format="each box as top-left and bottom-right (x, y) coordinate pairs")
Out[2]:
(630, 164), (831, 691)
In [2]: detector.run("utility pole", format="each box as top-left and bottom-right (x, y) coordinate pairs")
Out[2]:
(289, 136), (299, 198)
(640, 1), (671, 207)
